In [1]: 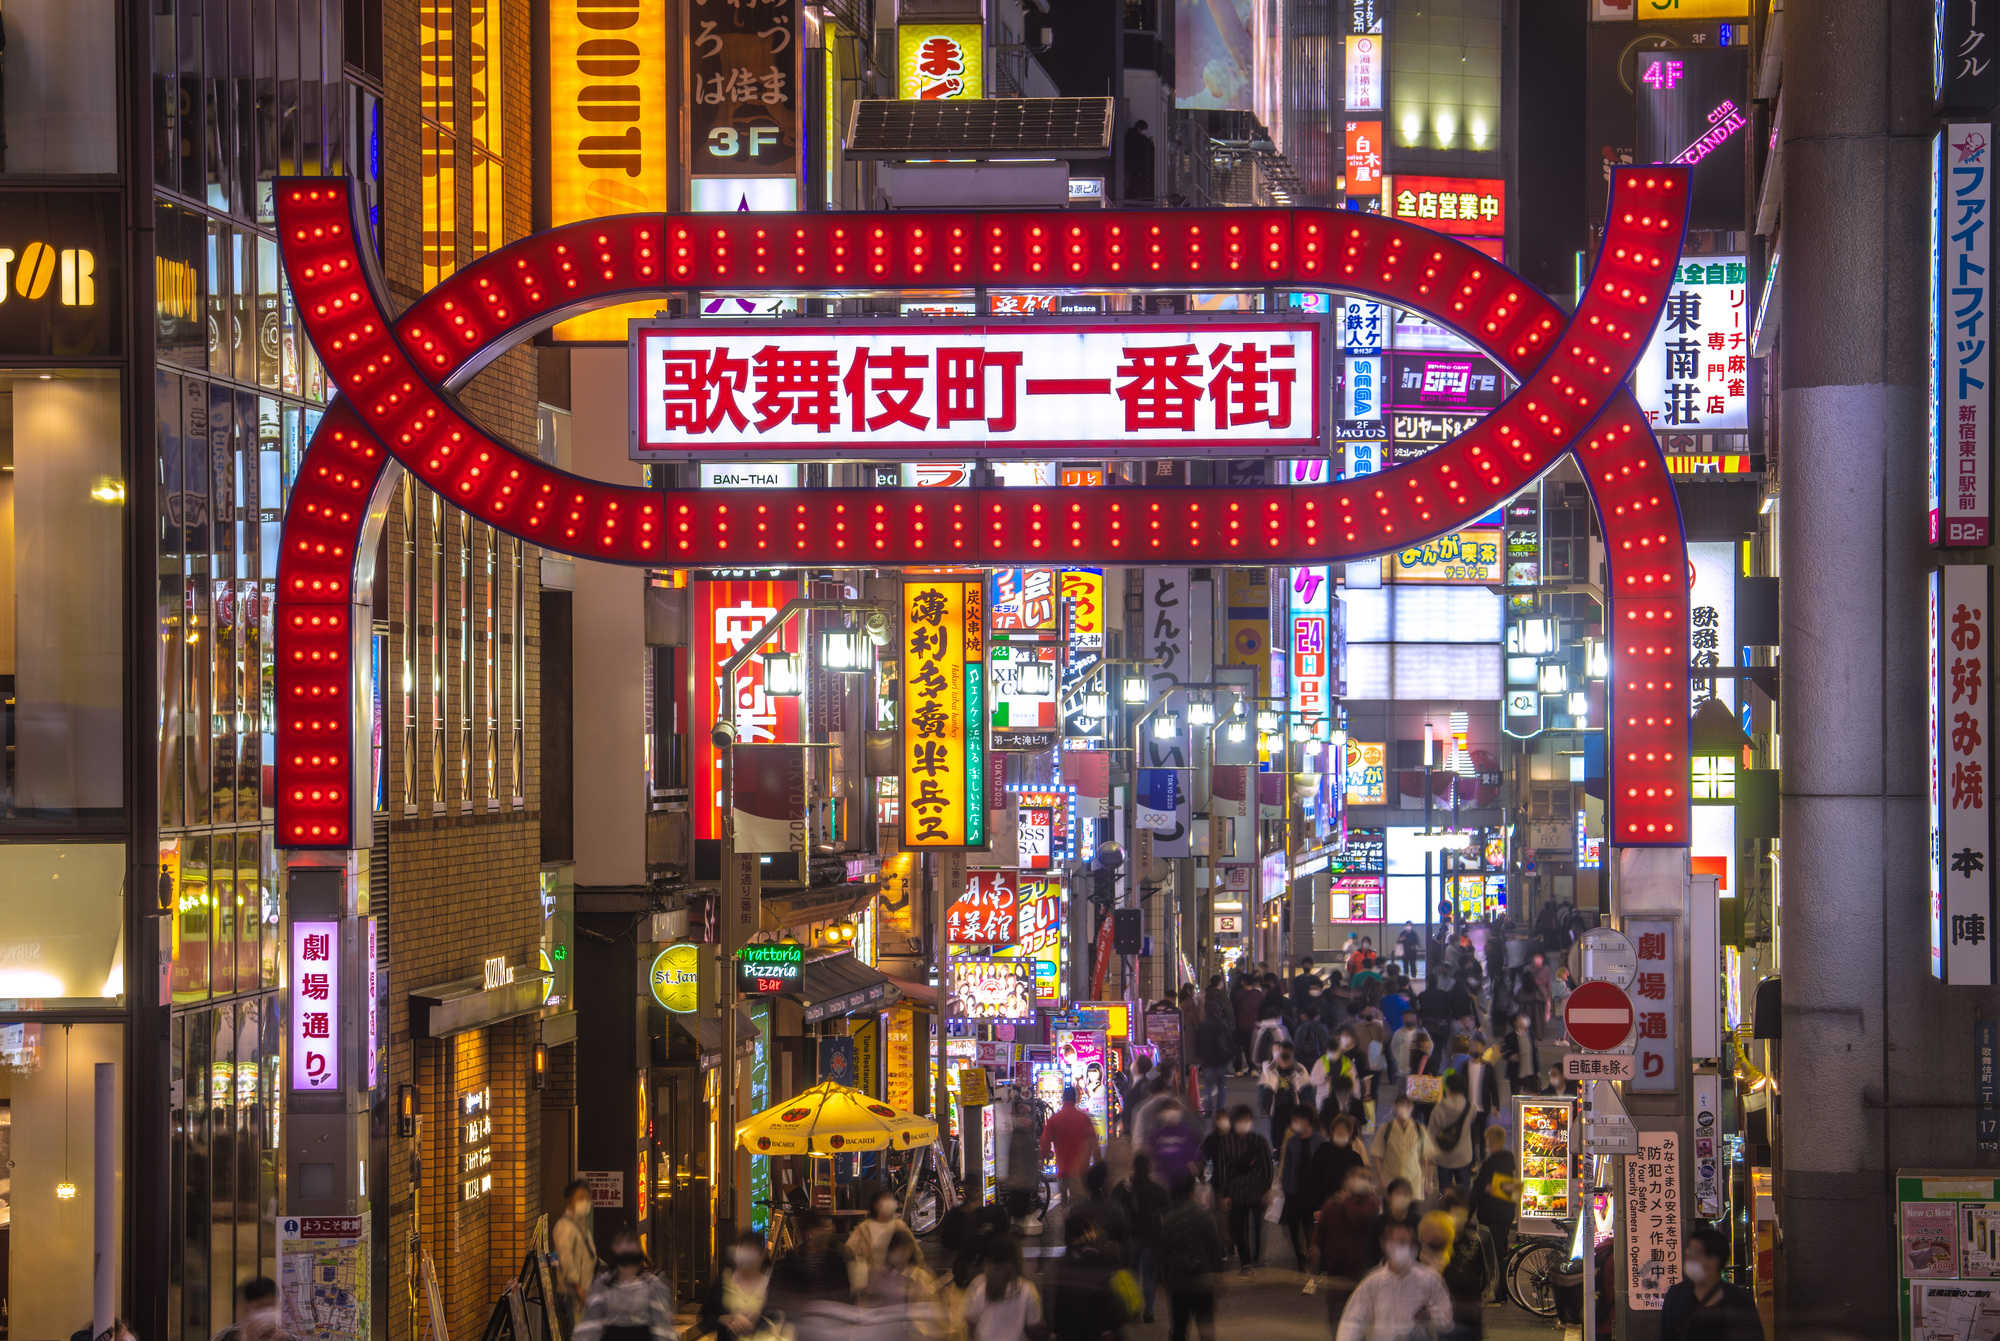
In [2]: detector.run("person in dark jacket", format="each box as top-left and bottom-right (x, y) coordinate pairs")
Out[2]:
(1312, 1167), (1382, 1325)
(1311, 1112), (1367, 1211)
(1046, 1215), (1130, 1341)
(1367, 1178), (1421, 1249)
(1157, 1178), (1224, 1341)
(1655, 1225), (1764, 1340)
(1231, 977), (1266, 1073)
(1275, 1106), (1327, 1278)
(1068, 1161), (1131, 1254)
(1470, 1126), (1519, 1301)
(1115, 1151), (1169, 1322)
(1204, 1104), (1272, 1275)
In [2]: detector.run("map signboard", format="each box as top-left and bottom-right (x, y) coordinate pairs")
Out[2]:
(280, 1216), (369, 1341)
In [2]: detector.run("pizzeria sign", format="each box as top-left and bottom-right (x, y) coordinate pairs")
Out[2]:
(629, 316), (1328, 460)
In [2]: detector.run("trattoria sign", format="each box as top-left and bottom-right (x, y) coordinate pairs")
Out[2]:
(900, 575), (986, 848)
(630, 318), (1327, 459)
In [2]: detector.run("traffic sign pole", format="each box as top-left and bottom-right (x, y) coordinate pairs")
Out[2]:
(1565, 979), (1638, 1052)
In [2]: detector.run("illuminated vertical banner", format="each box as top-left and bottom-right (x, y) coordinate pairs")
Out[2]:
(419, 0), (457, 289)
(1344, 36), (1383, 111)
(1344, 121), (1382, 191)
(547, 0), (670, 339)
(691, 580), (802, 843)
(690, 0), (801, 181)
(1289, 566), (1333, 737)
(901, 575), (986, 849)
(1060, 569), (1106, 740)
(1934, 126), (1993, 546)
(1933, 564), (1994, 984)
(290, 921), (340, 1091)
(897, 24), (985, 100)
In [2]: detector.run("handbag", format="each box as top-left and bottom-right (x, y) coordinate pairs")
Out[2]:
(1263, 1192), (1285, 1224)
(1404, 1074), (1444, 1104)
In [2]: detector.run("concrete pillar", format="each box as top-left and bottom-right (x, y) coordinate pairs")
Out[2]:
(1778, 1), (1935, 1331)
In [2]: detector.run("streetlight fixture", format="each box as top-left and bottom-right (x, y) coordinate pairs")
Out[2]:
(1538, 663), (1568, 694)
(1226, 721), (1248, 745)
(762, 650), (803, 696)
(1152, 712), (1181, 739)
(1122, 673), (1151, 704)
(819, 626), (868, 671)
(1257, 709), (1281, 732)
(1187, 700), (1215, 727)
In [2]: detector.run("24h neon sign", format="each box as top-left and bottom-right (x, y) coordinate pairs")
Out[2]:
(270, 168), (1694, 852)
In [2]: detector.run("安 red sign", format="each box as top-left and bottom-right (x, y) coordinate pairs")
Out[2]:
(629, 317), (1327, 460)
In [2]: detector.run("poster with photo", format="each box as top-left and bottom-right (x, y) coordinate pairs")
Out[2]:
(1906, 1200), (1962, 1279)
(1966, 1203), (2000, 1278)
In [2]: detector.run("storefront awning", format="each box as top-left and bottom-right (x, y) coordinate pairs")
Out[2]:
(800, 951), (903, 1023)
(409, 972), (553, 1040)
(880, 973), (939, 1012)
(689, 1005), (765, 1070)
(761, 882), (877, 934)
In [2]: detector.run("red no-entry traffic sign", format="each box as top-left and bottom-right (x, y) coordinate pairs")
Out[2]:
(1565, 979), (1636, 1051)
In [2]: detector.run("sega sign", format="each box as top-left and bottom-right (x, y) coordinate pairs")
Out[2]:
(1344, 355), (1382, 421)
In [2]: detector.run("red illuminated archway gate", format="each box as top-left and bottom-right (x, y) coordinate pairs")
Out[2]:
(269, 170), (1692, 853)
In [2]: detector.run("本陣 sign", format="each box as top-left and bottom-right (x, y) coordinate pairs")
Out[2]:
(901, 576), (986, 849)
(1934, 126), (1993, 547)
(291, 921), (340, 1091)
(1634, 257), (1750, 433)
(1932, 565), (1994, 984)
(629, 318), (1327, 459)
(1387, 175), (1505, 236)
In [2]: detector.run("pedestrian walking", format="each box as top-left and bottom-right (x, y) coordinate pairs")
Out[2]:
(1420, 1202), (1493, 1340)
(1210, 1104), (1273, 1275)
(1427, 1072), (1478, 1193)
(846, 1187), (907, 1278)
(961, 1238), (1045, 1341)
(1040, 1086), (1102, 1209)
(860, 1224), (938, 1310)
(552, 1178), (600, 1334)
(1275, 1105), (1327, 1279)
(1655, 1225), (1764, 1340)
(1232, 975), (1266, 1074)
(1500, 1010), (1541, 1097)
(1397, 924), (1421, 980)
(1371, 1092), (1432, 1194)
(697, 1231), (771, 1341)
(1259, 1039), (1310, 1143)
(1069, 1162), (1132, 1252)
(1469, 1127), (1519, 1302)
(1157, 1178), (1224, 1341)
(1046, 1215), (1131, 1341)
(1194, 1006), (1235, 1119)
(1369, 1179), (1421, 1247)
(1312, 1112), (1368, 1204)
(1313, 1166), (1382, 1322)
(573, 1229), (676, 1341)
(1333, 1219), (1453, 1341)
(1115, 1151), (1169, 1322)
(1145, 1095), (1205, 1187)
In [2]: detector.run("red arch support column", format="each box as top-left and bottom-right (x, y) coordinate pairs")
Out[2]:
(271, 170), (1690, 850)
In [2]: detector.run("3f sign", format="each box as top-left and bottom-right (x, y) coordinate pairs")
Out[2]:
(707, 126), (780, 158)
(0, 243), (95, 306)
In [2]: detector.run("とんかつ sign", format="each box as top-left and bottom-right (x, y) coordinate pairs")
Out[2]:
(628, 318), (1326, 460)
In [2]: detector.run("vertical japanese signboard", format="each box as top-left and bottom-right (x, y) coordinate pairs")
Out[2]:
(1627, 917), (1679, 1091)
(1142, 569), (1194, 854)
(949, 870), (1019, 944)
(1932, 565), (1994, 984)
(902, 575), (986, 849)
(1939, 1), (2000, 111)
(1345, 36), (1383, 111)
(290, 921), (340, 1091)
(693, 580), (802, 843)
(1060, 570), (1106, 741)
(1344, 122), (1383, 192)
(1634, 257), (1750, 433)
(546, 0), (671, 341)
(689, 0), (800, 185)
(1934, 126), (1993, 547)
(1624, 1131), (1683, 1312)
(1289, 566), (1333, 737)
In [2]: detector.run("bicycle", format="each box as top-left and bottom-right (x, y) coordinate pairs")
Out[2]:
(1503, 1224), (1571, 1317)
(755, 1192), (807, 1259)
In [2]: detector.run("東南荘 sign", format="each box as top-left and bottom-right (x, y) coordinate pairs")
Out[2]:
(630, 318), (1327, 460)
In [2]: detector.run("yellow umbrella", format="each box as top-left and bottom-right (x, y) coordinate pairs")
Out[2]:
(735, 1081), (939, 1156)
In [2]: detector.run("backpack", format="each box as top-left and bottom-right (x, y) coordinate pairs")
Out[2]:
(1197, 1014), (1235, 1066)
(1293, 1018), (1330, 1067)
(1161, 1207), (1215, 1278)
(1434, 1099), (1471, 1153)
(1254, 1026), (1282, 1066)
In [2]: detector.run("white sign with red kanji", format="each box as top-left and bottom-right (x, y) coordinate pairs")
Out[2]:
(1626, 917), (1678, 1092)
(291, 920), (340, 1091)
(949, 870), (1020, 945)
(1632, 256), (1749, 432)
(629, 318), (1327, 459)
(1932, 564), (1994, 984)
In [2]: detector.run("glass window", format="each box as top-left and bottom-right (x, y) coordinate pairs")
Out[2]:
(0, 842), (127, 1007)
(0, 0), (119, 174)
(0, 370), (126, 828)
(0, 1021), (128, 1338)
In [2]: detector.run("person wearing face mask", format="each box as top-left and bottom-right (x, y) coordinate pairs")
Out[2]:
(574, 1228), (676, 1341)
(698, 1231), (771, 1341)
(847, 1188), (906, 1283)
(1656, 1225), (1763, 1340)
(1276, 1106), (1327, 1283)
(1205, 1104), (1272, 1276)
(1501, 1010), (1541, 1097)
(1371, 1093), (1432, 1195)
(1259, 1040), (1308, 1144)
(1431, 1194), (1494, 1339)
(1292, 1000), (1332, 1082)
(1307, 1026), (1356, 1116)
(1314, 1168), (1383, 1329)
(1145, 1097), (1205, 1191)
(1312, 1113), (1367, 1209)
(1334, 1219), (1452, 1341)
(1427, 1071), (1479, 1192)
(1368, 1179), (1421, 1250)
(1469, 1127), (1519, 1302)
(552, 1178), (600, 1334)
(962, 1236), (1047, 1341)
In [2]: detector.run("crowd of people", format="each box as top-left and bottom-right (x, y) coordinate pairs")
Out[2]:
(527, 917), (1757, 1341)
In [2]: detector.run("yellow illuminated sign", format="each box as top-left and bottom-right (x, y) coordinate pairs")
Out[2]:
(648, 943), (702, 1013)
(897, 24), (984, 101)
(547, 0), (671, 340)
(901, 576), (985, 848)
(1639, 0), (1748, 15)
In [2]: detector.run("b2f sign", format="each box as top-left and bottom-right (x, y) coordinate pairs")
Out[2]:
(630, 317), (1327, 460)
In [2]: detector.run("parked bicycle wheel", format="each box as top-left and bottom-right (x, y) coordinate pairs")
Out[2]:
(1506, 1240), (1563, 1317)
